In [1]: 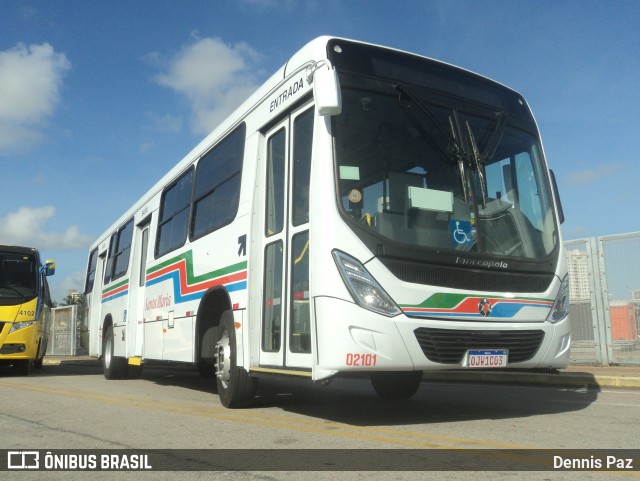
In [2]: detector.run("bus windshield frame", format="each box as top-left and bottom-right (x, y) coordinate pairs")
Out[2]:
(328, 40), (560, 278)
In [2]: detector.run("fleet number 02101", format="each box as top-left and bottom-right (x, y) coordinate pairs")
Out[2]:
(345, 353), (377, 366)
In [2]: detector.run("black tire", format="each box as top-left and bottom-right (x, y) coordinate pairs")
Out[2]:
(371, 371), (423, 400)
(34, 340), (45, 369)
(103, 325), (128, 380)
(214, 310), (255, 408)
(14, 359), (34, 376)
(34, 356), (44, 369)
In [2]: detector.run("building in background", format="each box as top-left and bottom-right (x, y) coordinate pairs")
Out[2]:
(566, 249), (591, 301)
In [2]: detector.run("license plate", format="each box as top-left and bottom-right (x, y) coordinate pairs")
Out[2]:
(463, 349), (508, 368)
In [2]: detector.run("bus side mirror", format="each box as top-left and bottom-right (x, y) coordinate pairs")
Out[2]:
(313, 66), (342, 116)
(45, 260), (56, 276)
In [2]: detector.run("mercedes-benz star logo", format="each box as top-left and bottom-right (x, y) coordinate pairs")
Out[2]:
(478, 298), (492, 317)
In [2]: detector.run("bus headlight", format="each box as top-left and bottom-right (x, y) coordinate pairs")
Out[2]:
(332, 250), (401, 317)
(547, 274), (570, 323)
(9, 320), (37, 333)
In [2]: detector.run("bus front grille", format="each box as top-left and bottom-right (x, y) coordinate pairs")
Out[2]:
(414, 328), (545, 364)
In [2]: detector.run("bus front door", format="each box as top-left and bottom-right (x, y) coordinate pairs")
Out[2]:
(256, 104), (314, 371)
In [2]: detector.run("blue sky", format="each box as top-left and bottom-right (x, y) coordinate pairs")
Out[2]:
(1, 0), (638, 302)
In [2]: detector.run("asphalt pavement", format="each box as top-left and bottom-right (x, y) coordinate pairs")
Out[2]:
(41, 355), (640, 390)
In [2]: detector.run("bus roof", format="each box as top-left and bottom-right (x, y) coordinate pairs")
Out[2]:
(0, 245), (39, 256)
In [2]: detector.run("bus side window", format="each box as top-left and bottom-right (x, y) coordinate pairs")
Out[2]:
(85, 249), (98, 294)
(156, 168), (193, 258)
(191, 124), (246, 239)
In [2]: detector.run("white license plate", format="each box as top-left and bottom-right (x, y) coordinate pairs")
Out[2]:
(463, 349), (508, 368)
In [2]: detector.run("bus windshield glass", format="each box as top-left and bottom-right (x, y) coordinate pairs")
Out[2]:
(330, 46), (557, 262)
(0, 252), (38, 300)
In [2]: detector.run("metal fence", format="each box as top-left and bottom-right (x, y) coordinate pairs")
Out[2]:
(46, 305), (86, 356)
(566, 231), (640, 366)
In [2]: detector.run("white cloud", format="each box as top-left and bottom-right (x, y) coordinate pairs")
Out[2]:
(0, 43), (71, 154)
(564, 162), (624, 187)
(145, 112), (183, 133)
(153, 36), (261, 135)
(0, 206), (92, 250)
(51, 269), (87, 303)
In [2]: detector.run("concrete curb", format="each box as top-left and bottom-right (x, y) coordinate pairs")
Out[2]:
(42, 357), (99, 367)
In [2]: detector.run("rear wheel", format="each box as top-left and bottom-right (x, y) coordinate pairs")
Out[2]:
(214, 311), (255, 408)
(103, 325), (128, 379)
(371, 371), (423, 400)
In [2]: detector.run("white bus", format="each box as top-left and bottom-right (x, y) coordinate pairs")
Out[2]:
(84, 37), (570, 407)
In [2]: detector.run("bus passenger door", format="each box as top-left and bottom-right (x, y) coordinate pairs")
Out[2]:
(128, 219), (150, 358)
(87, 250), (107, 356)
(256, 104), (314, 370)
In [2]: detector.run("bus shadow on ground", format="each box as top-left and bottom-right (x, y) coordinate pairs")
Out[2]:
(134, 364), (601, 427)
(250, 375), (600, 427)
(5, 361), (600, 427)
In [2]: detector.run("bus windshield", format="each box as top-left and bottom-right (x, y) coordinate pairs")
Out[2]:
(0, 252), (38, 300)
(333, 82), (558, 261)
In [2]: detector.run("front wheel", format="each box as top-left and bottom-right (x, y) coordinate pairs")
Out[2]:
(214, 311), (255, 408)
(34, 356), (44, 369)
(14, 359), (34, 376)
(34, 340), (45, 369)
(371, 371), (423, 400)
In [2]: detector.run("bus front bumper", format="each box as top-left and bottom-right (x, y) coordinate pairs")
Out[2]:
(312, 296), (571, 381)
(0, 323), (40, 362)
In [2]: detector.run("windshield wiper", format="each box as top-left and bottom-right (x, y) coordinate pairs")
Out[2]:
(393, 84), (509, 210)
(464, 112), (507, 208)
(481, 112), (506, 162)
(465, 120), (487, 207)
(394, 84), (468, 195)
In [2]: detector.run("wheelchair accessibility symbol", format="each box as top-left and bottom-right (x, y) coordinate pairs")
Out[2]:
(450, 220), (474, 247)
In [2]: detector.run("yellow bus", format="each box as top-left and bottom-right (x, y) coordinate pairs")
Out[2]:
(0, 245), (55, 375)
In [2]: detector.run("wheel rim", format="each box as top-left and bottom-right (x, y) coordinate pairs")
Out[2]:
(104, 336), (112, 369)
(214, 329), (231, 388)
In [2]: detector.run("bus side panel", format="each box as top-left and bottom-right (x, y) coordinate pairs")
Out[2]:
(162, 314), (194, 362)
